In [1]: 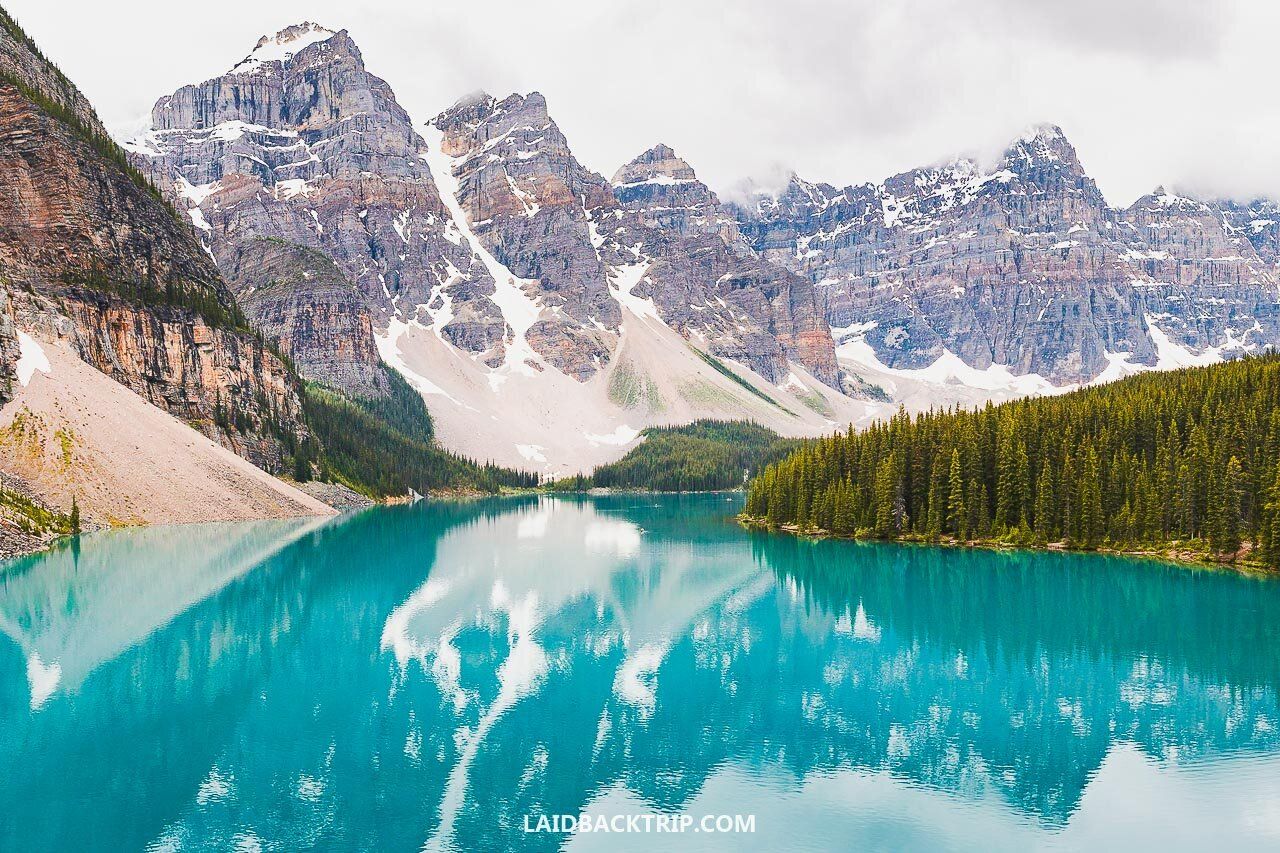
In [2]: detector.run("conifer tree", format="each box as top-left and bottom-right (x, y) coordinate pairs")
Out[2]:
(1264, 462), (1280, 570)
(1080, 445), (1103, 548)
(1034, 463), (1055, 542)
(1015, 442), (1032, 529)
(1213, 455), (1244, 556)
(947, 449), (967, 539)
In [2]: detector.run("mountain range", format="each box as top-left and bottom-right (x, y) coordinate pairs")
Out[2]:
(2, 15), (1279, 538)
(122, 22), (1280, 475)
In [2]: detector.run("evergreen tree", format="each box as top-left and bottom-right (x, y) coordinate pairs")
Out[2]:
(1080, 445), (1103, 548)
(1265, 461), (1280, 570)
(947, 449), (967, 539)
(1212, 455), (1244, 556)
(1034, 462), (1056, 542)
(1015, 442), (1032, 530)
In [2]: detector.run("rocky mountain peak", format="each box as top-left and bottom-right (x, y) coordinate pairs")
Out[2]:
(437, 91), (550, 128)
(128, 23), (502, 398)
(611, 143), (698, 186)
(611, 144), (741, 244)
(1002, 122), (1086, 174)
(230, 22), (339, 75)
(427, 88), (840, 390)
(1132, 186), (1211, 213)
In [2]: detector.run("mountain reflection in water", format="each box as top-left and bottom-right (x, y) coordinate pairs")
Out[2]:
(2, 494), (1279, 851)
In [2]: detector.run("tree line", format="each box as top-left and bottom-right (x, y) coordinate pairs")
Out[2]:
(744, 354), (1280, 567)
(302, 367), (539, 496)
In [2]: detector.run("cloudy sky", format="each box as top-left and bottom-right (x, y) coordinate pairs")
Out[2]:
(8, 0), (1276, 205)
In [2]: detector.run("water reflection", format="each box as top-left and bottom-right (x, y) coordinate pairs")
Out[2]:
(0, 516), (333, 709)
(1, 495), (1279, 851)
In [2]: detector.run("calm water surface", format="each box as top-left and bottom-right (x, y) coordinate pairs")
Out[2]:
(3, 494), (1280, 851)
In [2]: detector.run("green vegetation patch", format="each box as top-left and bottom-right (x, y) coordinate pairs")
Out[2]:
(59, 265), (248, 333)
(552, 419), (798, 492)
(794, 388), (834, 418)
(302, 366), (538, 497)
(0, 487), (73, 537)
(690, 347), (794, 415)
(608, 357), (665, 413)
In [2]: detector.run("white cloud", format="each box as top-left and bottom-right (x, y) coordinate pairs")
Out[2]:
(7, 0), (1277, 206)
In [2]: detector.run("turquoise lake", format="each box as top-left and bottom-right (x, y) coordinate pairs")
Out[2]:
(3, 494), (1280, 851)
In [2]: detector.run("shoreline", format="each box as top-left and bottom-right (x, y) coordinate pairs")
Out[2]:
(540, 486), (746, 496)
(0, 504), (341, 565)
(0, 483), (546, 564)
(737, 515), (1275, 576)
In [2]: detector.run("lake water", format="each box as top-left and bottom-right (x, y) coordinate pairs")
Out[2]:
(3, 494), (1280, 851)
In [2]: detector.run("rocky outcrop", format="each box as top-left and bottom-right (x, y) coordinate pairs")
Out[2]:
(431, 91), (620, 379)
(604, 144), (839, 386)
(222, 238), (389, 398)
(1, 333), (333, 534)
(611, 143), (740, 242)
(0, 15), (308, 472)
(14, 294), (303, 468)
(0, 7), (104, 134)
(1222, 198), (1280, 266)
(0, 287), (16, 405)
(731, 126), (1280, 383)
(1119, 189), (1279, 352)
(430, 95), (840, 385)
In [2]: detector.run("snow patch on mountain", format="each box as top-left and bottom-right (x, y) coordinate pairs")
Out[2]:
(230, 23), (336, 75)
(421, 122), (544, 387)
(585, 425), (641, 446)
(1146, 318), (1229, 370)
(375, 318), (464, 405)
(15, 331), (51, 387)
(835, 327), (1063, 396)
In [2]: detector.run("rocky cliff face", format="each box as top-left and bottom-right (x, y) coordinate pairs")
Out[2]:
(1222, 199), (1280, 265)
(731, 126), (1280, 384)
(430, 91), (620, 380)
(603, 143), (839, 387)
(221, 238), (388, 397)
(611, 143), (740, 242)
(0, 287), (15, 406)
(1119, 189), (1280, 353)
(0, 7), (102, 134)
(429, 89), (840, 386)
(0, 16), (307, 471)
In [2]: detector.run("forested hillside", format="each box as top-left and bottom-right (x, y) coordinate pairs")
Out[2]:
(553, 421), (796, 492)
(744, 354), (1280, 568)
(302, 368), (539, 496)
